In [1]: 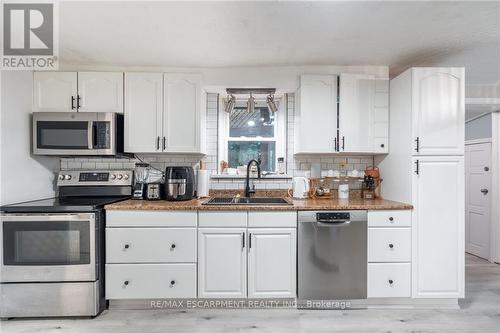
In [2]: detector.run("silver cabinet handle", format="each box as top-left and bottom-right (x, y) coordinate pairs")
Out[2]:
(169, 280), (176, 288)
(124, 244), (130, 249)
(170, 243), (176, 251)
(388, 279), (394, 285)
(124, 280), (129, 286)
(481, 189), (489, 194)
(388, 243), (394, 249)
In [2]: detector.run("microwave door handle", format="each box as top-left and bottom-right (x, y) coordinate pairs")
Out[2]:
(87, 121), (94, 149)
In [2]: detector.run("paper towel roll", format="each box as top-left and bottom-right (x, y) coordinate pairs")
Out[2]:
(197, 170), (209, 198)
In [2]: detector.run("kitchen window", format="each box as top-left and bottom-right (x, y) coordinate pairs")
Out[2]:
(218, 97), (286, 173)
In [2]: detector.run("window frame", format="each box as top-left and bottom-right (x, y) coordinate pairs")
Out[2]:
(218, 96), (286, 173)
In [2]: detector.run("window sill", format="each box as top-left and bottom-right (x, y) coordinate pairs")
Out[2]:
(211, 174), (292, 180)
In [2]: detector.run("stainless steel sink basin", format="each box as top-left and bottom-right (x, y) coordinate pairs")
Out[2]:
(203, 197), (291, 205)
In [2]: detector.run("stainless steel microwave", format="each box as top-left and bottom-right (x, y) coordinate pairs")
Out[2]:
(33, 112), (123, 156)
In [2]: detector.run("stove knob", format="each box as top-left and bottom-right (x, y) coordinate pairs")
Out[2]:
(64, 174), (72, 180)
(123, 174), (129, 180)
(117, 174), (123, 180)
(110, 174), (116, 180)
(58, 174), (64, 180)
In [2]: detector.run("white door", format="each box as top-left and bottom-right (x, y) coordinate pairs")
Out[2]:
(247, 228), (296, 298)
(124, 73), (163, 153)
(412, 68), (464, 155)
(33, 72), (77, 112)
(77, 72), (123, 113)
(198, 228), (247, 298)
(295, 75), (338, 153)
(339, 73), (375, 153)
(163, 73), (201, 153)
(412, 155), (465, 298)
(465, 142), (491, 259)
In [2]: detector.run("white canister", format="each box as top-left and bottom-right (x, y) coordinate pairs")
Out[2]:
(338, 184), (349, 199)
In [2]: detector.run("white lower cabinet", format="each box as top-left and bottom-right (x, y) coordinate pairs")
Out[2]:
(368, 263), (411, 298)
(367, 210), (412, 298)
(247, 228), (296, 298)
(106, 264), (196, 299)
(197, 211), (297, 299)
(198, 228), (247, 298)
(106, 228), (196, 263)
(105, 210), (198, 300)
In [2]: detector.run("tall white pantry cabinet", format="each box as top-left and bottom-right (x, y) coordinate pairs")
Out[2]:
(378, 67), (465, 299)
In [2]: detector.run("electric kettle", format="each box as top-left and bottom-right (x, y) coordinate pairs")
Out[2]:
(290, 177), (310, 199)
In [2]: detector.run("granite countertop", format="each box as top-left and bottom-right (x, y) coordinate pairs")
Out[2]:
(105, 197), (412, 211)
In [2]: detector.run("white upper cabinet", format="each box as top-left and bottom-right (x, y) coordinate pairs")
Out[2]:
(412, 155), (464, 298)
(123, 72), (203, 154)
(124, 72), (163, 153)
(295, 74), (338, 154)
(33, 72), (77, 112)
(247, 228), (296, 298)
(339, 73), (376, 153)
(163, 73), (202, 153)
(78, 72), (123, 113)
(412, 68), (464, 156)
(295, 73), (388, 154)
(198, 228), (247, 298)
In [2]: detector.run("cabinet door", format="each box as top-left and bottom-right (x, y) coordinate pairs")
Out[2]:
(163, 73), (201, 153)
(412, 68), (464, 155)
(33, 72), (77, 112)
(124, 73), (163, 153)
(295, 75), (337, 153)
(198, 228), (247, 298)
(78, 72), (123, 113)
(412, 156), (464, 298)
(248, 228), (296, 298)
(339, 73), (376, 153)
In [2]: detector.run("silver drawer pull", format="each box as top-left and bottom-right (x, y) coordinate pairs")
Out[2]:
(388, 243), (394, 249)
(388, 217), (394, 222)
(124, 244), (130, 249)
(169, 280), (176, 288)
(388, 279), (394, 285)
(124, 280), (129, 286)
(170, 243), (176, 251)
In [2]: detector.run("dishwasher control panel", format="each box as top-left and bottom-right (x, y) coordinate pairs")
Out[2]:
(316, 212), (350, 221)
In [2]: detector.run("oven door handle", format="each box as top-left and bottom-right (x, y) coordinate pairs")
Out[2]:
(0, 213), (96, 222)
(87, 121), (94, 149)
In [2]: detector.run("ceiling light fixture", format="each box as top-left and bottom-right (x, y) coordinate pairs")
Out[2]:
(266, 94), (278, 113)
(224, 94), (235, 113)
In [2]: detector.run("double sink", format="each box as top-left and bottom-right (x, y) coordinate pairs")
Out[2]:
(203, 196), (291, 206)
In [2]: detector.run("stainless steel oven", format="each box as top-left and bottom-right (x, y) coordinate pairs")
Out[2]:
(1, 213), (96, 282)
(33, 112), (123, 155)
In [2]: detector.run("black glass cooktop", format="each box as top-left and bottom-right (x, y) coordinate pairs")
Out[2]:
(0, 196), (129, 213)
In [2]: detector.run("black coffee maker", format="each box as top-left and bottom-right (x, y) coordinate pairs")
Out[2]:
(164, 166), (195, 201)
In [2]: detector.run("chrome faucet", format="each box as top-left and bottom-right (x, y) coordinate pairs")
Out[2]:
(244, 159), (261, 197)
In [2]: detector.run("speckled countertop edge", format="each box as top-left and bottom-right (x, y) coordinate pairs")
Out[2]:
(105, 198), (413, 211)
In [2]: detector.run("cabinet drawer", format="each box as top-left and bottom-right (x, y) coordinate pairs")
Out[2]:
(107, 210), (197, 227)
(248, 212), (296, 228)
(368, 228), (411, 262)
(368, 210), (411, 227)
(198, 211), (247, 227)
(106, 264), (196, 299)
(106, 228), (196, 263)
(368, 263), (411, 298)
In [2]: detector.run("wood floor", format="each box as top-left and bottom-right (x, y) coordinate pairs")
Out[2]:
(2, 254), (500, 333)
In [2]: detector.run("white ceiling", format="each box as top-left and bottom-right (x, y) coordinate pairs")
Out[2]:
(59, 1), (500, 85)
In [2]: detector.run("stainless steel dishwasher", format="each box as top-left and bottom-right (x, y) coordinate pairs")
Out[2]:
(298, 211), (367, 300)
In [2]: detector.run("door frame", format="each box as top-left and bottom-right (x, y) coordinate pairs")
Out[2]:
(492, 112), (500, 263)
(465, 138), (493, 262)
